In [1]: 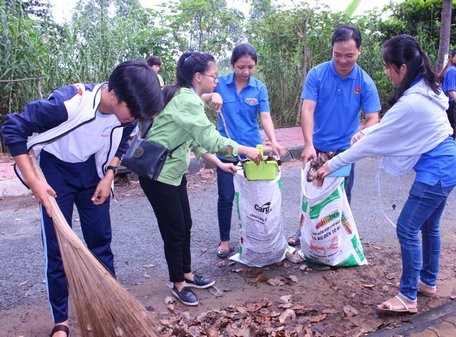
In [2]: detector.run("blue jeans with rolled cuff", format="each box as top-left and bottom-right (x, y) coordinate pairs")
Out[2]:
(397, 181), (454, 301)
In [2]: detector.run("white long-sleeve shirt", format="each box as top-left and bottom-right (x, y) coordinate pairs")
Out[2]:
(328, 79), (452, 176)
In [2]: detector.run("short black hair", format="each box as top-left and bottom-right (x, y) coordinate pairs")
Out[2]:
(146, 55), (162, 67)
(108, 60), (163, 119)
(230, 43), (258, 66)
(332, 25), (362, 48)
(451, 48), (456, 58)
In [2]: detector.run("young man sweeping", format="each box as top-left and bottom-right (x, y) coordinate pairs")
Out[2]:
(1, 60), (163, 337)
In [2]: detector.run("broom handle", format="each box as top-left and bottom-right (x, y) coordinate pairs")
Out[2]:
(28, 151), (81, 246)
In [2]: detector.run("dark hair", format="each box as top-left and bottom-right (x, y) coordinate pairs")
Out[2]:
(451, 48), (456, 58)
(162, 85), (179, 107)
(382, 35), (440, 106)
(230, 43), (258, 66)
(332, 25), (362, 48)
(146, 55), (162, 67)
(108, 60), (163, 119)
(438, 47), (456, 83)
(175, 51), (216, 88)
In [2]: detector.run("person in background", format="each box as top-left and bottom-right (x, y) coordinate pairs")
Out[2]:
(0, 60), (163, 337)
(139, 51), (261, 306)
(317, 35), (456, 314)
(288, 24), (381, 246)
(203, 43), (286, 258)
(147, 54), (165, 87)
(438, 47), (456, 139)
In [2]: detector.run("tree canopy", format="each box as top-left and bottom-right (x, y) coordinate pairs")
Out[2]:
(0, 0), (454, 151)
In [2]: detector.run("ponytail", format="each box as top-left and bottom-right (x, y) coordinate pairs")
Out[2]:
(176, 52), (216, 88)
(382, 35), (439, 106)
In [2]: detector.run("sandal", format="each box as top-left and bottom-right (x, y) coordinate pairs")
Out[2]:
(376, 294), (418, 314)
(287, 229), (300, 246)
(217, 243), (233, 258)
(50, 324), (70, 337)
(418, 279), (437, 297)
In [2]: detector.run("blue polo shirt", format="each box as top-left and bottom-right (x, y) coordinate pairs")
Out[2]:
(442, 66), (456, 102)
(215, 73), (270, 152)
(301, 60), (381, 152)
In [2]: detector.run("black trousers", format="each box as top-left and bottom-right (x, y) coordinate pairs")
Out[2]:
(139, 175), (192, 283)
(447, 101), (456, 138)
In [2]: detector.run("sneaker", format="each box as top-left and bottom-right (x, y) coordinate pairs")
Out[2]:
(172, 286), (199, 306)
(185, 274), (215, 289)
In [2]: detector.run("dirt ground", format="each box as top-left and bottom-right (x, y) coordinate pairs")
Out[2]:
(2, 168), (456, 337)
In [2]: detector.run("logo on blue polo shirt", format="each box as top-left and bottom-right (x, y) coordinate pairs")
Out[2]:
(245, 98), (258, 105)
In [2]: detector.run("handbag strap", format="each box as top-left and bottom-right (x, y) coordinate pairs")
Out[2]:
(138, 118), (154, 137)
(139, 118), (185, 156)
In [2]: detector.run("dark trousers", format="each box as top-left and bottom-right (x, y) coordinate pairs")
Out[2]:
(217, 163), (237, 242)
(447, 101), (456, 138)
(344, 162), (355, 204)
(139, 175), (192, 283)
(40, 150), (114, 323)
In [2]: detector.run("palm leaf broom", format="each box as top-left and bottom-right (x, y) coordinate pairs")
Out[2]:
(29, 151), (160, 337)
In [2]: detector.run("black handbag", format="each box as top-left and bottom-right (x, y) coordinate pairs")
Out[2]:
(122, 119), (184, 180)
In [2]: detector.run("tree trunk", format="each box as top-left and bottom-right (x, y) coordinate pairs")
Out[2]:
(436, 0), (453, 71)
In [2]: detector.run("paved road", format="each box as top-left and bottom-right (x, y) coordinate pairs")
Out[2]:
(1, 158), (455, 335)
(2, 158), (455, 306)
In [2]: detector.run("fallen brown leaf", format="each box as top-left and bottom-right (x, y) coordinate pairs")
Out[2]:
(267, 277), (285, 286)
(279, 309), (296, 324)
(343, 305), (359, 317)
(309, 313), (327, 323)
(142, 263), (155, 269)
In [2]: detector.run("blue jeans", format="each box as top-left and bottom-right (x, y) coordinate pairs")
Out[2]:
(397, 181), (454, 301)
(217, 163), (237, 242)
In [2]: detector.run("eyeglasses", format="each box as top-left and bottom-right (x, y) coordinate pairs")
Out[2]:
(202, 73), (218, 81)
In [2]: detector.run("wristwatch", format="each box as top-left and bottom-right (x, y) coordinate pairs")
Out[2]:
(105, 165), (118, 175)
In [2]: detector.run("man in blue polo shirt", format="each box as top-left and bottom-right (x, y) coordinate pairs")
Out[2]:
(288, 25), (381, 246)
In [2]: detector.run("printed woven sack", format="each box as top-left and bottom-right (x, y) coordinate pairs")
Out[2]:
(230, 170), (288, 267)
(298, 162), (367, 267)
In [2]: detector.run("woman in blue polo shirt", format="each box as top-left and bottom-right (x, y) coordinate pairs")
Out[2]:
(208, 43), (286, 258)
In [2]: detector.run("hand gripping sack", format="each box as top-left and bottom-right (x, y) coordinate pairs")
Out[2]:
(298, 162), (367, 267)
(232, 170), (288, 267)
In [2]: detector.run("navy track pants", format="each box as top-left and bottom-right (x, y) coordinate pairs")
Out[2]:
(39, 150), (115, 323)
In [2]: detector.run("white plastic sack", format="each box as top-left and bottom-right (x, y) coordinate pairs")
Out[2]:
(231, 170), (288, 267)
(298, 163), (367, 267)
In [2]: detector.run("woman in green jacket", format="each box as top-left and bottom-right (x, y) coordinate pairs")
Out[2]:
(139, 51), (260, 306)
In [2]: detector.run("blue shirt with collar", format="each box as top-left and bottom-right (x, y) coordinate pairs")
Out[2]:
(301, 60), (381, 152)
(442, 66), (456, 102)
(215, 72), (270, 150)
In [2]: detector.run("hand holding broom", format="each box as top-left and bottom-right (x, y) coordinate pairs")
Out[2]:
(28, 151), (160, 337)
